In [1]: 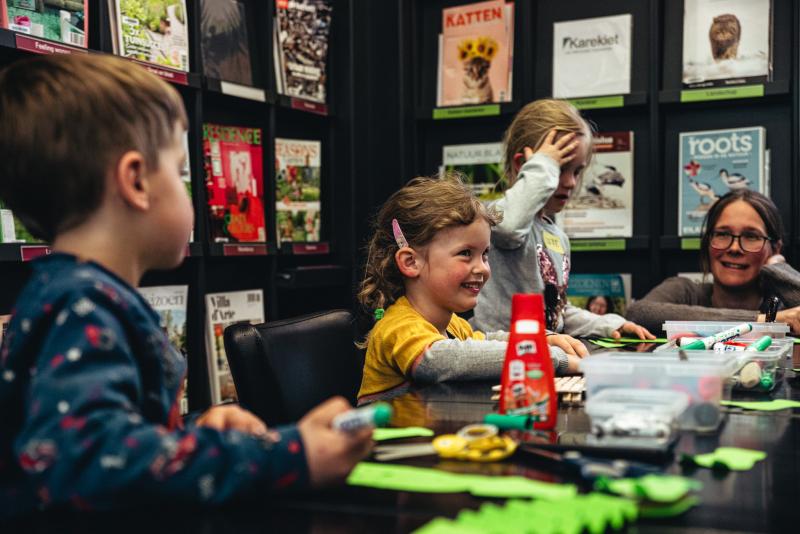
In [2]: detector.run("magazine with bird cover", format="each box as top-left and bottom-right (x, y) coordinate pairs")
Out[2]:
(200, 0), (255, 86)
(440, 142), (506, 202)
(437, 0), (512, 107)
(274, 138), (322, 244)
(678, 126), (766, 236)
(1, 0), (88, 47)
(110, 0), (189, 72)
(552, 13), (632, 99)
(563, 131), (633, 239)
(205, 289), (264, 405)
(275, 0), (333, 104)
(203, 123), (266, 243)
(138, 285), (189, 414)
(682, 0), (772, 88)
(567, 273), (631, 317)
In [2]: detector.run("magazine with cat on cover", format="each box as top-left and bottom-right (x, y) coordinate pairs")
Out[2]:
(563, 131), (633, 239)
(678, 126), (766, 236)
(203, 123), (266, 243)
(138, 285), (189, 414)
(109, 0), (190, 72)
(275, 0), (333, 103)
(205, 289), (264, 405)
(567, 273), (631, 317)
(437, 0), (512, 107)
(1, 0), (88, 47)
(440, 142), (505, 202)
(200, 0), (256, 86)
(275, 138), (322, 244)
(552, 13), (632, 99)
(682, 0), (772, 88)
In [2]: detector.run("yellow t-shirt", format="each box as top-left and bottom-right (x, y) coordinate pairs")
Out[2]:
(357, 296), (485, 401)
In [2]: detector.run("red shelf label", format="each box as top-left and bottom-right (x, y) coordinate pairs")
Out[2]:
(15, 34), (86, 56)
(134, 61), (189, 86)
(20, 245), (51, 262)
(290, 98), (328, 116)
(223, 244), (268, 256)
(291, 242), (329, 255)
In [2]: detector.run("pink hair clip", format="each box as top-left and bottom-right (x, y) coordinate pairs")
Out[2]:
(392, 218), (409, 249)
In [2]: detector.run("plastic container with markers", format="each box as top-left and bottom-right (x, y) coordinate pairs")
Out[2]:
(662, 321), (789, 342)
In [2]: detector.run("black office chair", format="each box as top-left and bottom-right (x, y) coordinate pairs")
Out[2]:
(223, 309), (364, 426)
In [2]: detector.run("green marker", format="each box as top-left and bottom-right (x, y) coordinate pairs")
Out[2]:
(745, 335), (772, 352)
(683, 323), (753, 350)
(332, 403), (392, 432)
(483, 413), (539, 430)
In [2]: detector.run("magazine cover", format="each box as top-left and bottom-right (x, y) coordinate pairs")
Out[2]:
(440, 142), (505, 202)
(563, 131), (633, 238)
(0, 314), (10, 345)
(0, 200), (42, 243)
(438, 0), (512, 106)
(1, 0), (88, 47)
(552, 13), (632, 99)
(567, 273), (631, 316)
(275, 0), (333, 103)
(205, 289), (264, 405)
(678, 126), (766, 236)
(203, 123), (266, 243)
(112, 0), (189, 72)
(682, 0), (772, 88)
(138, 285), (189, 414)
(275, 138), (321, 243)
(200, 0), (254, 86)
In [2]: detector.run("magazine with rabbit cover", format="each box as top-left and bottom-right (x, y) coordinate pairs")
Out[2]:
(438, 0), (512, 107)
(1, 0), (88, 47)
(678, 126), (766, 236)
(563, 131), (633, 239)
(275, 138), (322, 244)
(552, 14), (631, 99)
(682, 0), (772, 89)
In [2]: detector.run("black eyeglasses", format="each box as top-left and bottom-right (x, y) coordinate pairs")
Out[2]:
(709, 230), (773, 253)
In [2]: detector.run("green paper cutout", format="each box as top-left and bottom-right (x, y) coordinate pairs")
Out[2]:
(639, 495), (700, 518)
(688, 447), (766, 471)
(413, 518), (483, 534)
(721, 399), (800, 412)
(372, 427), (434, 441)
(589, 339), (626, 348)
(348, 462), (576, 500)
(597, 474), (701, 503)
(596, 337), (667, 344)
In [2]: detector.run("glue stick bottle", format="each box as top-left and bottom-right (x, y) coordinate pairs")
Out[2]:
(498, 294), (557, 430)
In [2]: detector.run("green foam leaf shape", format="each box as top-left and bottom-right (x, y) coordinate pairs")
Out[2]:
(721, 399), (800, 411)
(372, 427), (434, 441)
(689, 447), (766, 471)
(597, 474), (701, 503)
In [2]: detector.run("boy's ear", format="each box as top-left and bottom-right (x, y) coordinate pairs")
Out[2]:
(115, 151), (150, 211)
(395, 247), (421, 278)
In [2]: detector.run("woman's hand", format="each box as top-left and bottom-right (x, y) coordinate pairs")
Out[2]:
(546, 333), (589, 357)
(612, 321), (656, 340)
(772, 307), (800, 334)
(766, 254), (786, 266)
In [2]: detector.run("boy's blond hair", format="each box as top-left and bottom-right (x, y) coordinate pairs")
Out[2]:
(502, 99), (594, 184)
(357, 172), (501, 314)
(0, 54), (188, 242)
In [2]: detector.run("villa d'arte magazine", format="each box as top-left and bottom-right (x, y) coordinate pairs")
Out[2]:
(110, 0), (190, 72)
(682, 0), (772, 88)
(678, 126), (766, 237)
(552, 13), (631, 99)
(275, 138), (322, 244)
(563, 131), (633, 239)
(440, 142), (505, 202)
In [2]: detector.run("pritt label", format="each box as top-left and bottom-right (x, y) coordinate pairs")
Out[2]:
(509, 360), (525, 381)
(516, 340), (536, 356)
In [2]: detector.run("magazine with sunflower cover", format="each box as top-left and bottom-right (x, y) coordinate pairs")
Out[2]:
(109, 0), (190, 72)
(199, 0), (256, 86)
(1, 0), (88, 47)
(203, 123), (266, 243)
(437, 0), (512, 107)
(205, 289), (264, 405)
(440, 142), (505, 202)
(275, 138), (322, 244)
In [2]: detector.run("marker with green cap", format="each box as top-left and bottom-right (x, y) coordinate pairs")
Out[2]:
(483, 413), (539, 430)
(682, 323), (753, 350)
(745, 335), (772, 352)
(332, 402), (392, 433)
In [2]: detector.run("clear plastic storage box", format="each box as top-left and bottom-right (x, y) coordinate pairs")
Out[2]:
(662, 321), (789, 341)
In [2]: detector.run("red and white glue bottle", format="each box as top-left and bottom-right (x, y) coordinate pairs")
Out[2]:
(498, 293), (557, 430)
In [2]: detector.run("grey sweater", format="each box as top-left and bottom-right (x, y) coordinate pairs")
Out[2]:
(626, 263), (800, 335)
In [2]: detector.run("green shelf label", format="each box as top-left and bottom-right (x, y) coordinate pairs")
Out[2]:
(571, 239), (626, 251)
(680, 238), (701, 250)
(432, 104), (500, 119)
(568, 95), (624, 110)
(680, 84), (764, 103)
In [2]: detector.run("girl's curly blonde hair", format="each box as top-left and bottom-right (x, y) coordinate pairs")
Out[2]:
(357, 172), (501, 314)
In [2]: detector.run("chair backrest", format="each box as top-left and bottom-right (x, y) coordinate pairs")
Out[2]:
(224, 309), (364, 425)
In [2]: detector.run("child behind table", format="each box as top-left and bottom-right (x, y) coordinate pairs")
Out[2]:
(357, 174), (582, 405)
(0, 53), (370, 519)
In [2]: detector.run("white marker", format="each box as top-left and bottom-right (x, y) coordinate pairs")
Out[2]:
(683, 323), (753, 350)
(332, 402), (392, 433)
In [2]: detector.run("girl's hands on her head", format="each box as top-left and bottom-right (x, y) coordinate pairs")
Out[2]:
(197, 405), (269, 437)
(298, 397), (374, 488)
(612, 321), (656, 340)
(527, 129), (580, 167)
(546, 333), (589, 357)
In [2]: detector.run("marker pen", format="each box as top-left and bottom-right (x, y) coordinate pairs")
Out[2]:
(745, 335), (772, 352)
(713, 342), (745, 353)
(332, 402), (392, 433)
(682, 323), (753, 350)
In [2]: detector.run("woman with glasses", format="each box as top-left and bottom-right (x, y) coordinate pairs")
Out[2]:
(627, 190), (800, 334)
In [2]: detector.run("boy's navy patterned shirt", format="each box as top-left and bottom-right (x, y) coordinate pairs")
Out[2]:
(0, 254), (308, 519)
